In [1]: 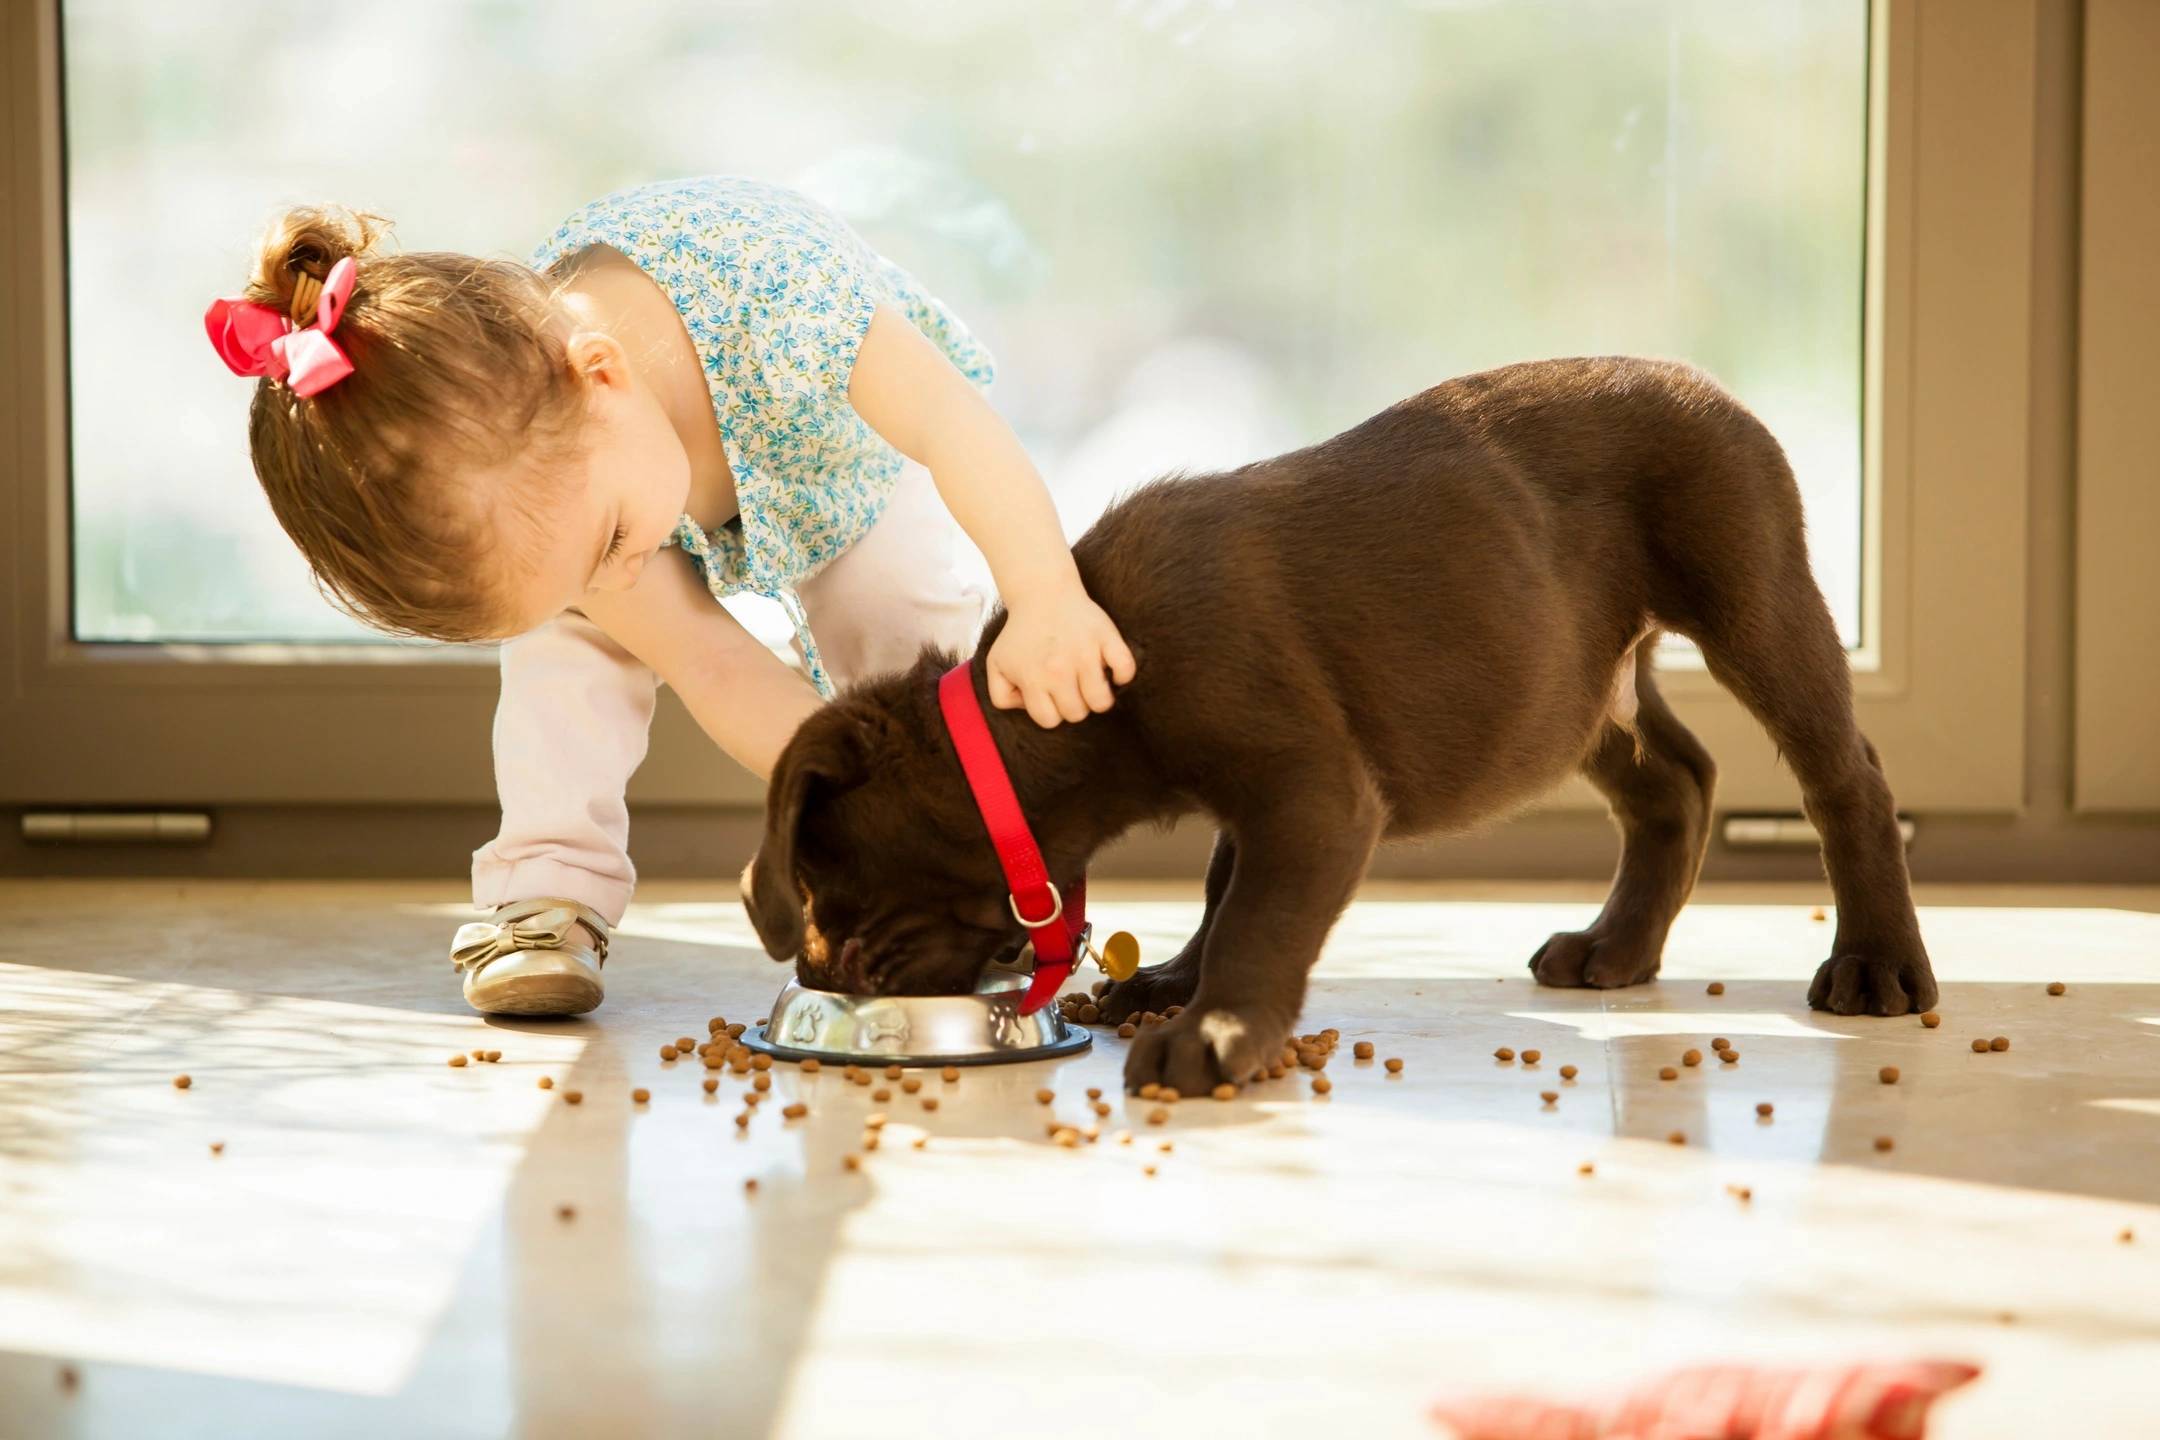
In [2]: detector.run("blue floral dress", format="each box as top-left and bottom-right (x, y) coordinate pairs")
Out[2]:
(532, 177), (997, 696)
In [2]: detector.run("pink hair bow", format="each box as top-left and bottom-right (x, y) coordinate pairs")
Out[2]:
(203, 256), (357, 397)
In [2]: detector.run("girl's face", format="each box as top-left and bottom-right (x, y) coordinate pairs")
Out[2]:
(490, 335), (693, 636)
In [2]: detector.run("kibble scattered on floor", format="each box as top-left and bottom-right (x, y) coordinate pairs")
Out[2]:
(1384, 1058), (1404, 1074)
(1991, 1036), (2011, 1051)
(1756, 1102), (1774, 1118)
(1874, 1136), (1895, 1152)
(1494, 1047), (1515, 1062)
(1879, 1066), (1900, 1085)
(1559, 1064), (1579, 1080)
(1706, 981), (1725, 995)
(1659, 1066), (1679, 1081)
(1921, 1012), (1943, 1028)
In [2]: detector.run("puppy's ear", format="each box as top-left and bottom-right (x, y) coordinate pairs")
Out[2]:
(744, 710), (867, 961)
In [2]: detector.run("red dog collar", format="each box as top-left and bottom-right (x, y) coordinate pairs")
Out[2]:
(937, 662), (1086, 1015)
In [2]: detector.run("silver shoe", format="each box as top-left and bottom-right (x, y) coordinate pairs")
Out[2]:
(450, 898), (609, 1016)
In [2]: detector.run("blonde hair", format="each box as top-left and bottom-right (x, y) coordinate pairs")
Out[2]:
(239, 205), (583, 642)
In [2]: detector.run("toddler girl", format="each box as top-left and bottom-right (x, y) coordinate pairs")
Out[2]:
(207, 175), (1133, 1015)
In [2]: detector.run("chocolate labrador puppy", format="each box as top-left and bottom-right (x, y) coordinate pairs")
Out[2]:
(744, 357), (1936, 1094)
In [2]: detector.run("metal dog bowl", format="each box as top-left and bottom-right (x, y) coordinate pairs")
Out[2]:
(742, 966), (1092, 1068)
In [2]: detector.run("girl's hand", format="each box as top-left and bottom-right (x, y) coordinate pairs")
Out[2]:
(987, 585), (1137, 727)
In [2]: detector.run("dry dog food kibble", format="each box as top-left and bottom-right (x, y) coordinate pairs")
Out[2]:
(703, 1051), (726, 1070)
(1212, 1084), (1237, 1101)
(473, 1049), (487, 1060)
(1659, 1067), (1679, 1081)
(446, 1056), (466, 1069)
(660, 1046), (678, 1061)
(1810, 906), (1827, 922)
(563, 1090), (583, 1105)
(734, 1113), (751, 1130)
(782, 1102), (808, 1119)
(1540, 1090), (1558, 1104)
(872, 1087), (892, 1102)
(1991, 1036), (2011, 1051)
(703, 1078), (720, 1094)
(1683, 1049), (1703, 1067)
(884, 1064), (903, 1080)
(1874, 1136), (1895, 1152)
(743, 1091), (764, 1107)
(631, 1088), (650, 1103)
(800, 1058), (821, 1073)
(1559, 1064), (1579, 1081)
(1522, 1049), (1542, 1064)
(485, 1050), (502, 1063)
(921, 1097), (940, 1112)
(1706, 981), (1725, 995)
(557, 1204), (576, 1221)
(709, 1017), (728, 1034)
(752, 1074), (771, 1093)
(1035, 1088), (1055, 1105)
(912, 1136), (928, 1150)
(865, 1112), (888, 1130)
(1494, 1047), (1515, 1062)
(538, 1076), (554, 1090)
(752, 1055), (773, 1072)
(1052, 1127), (1080, 1149)
(843, 1154), (861, 1172)
(1313, 1076), (1333, 1095)
(1920, 1012), (1941, 1028)
(1578, 1162), (1595, 1176)
(941, 1066), (959, 1082)
(1146, 1107), (1169, 1126)
(1384, 1057), (1404, 1074)
(727, 1023), (746, 1039)
(1159, 1087), (1182, 1103)
(1756, 1102), (1774, 1117)
(1117, 1023), (1137, 1038)
(743, 1178), (758, 1195)
(1139, 1083), (1161, 1099)
(2046, 982), (2066, 996)
(1667, 1131), (1687, 1145)
(1354, 1041), (1375, 1060)
(902, 1077), (922, 1094)
(1086, 1087), (1103, 1101)
(1879, 1066), (1899, 1085)
(1971, 1038), (1991, 1053)
(210, 1140), (225, 1156)
(1712, 1038), (1729, 1050)
(1093, 1100), (1113, 1117)
(1719, 1049), (1739, 1063)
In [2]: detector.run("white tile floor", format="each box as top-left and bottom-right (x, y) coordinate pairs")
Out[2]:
(1, 879), (2156, 1438)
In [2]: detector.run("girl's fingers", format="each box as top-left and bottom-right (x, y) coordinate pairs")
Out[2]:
(1049, 675), (1090, 725)
(1024, 684), (1065, 729)
(1079, 657), (1116, 713)
(988, 666), (1024, 710)
(1105, 631), (1138, 684)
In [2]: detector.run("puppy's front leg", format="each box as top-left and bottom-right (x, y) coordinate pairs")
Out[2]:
(1123, 804), (1379, 1094)
(1096, 830), (1233, 1023)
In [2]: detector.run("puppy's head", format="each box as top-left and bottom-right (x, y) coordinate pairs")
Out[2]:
(742, 655), (1025, 996)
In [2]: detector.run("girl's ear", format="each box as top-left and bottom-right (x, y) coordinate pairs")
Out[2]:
(563, 330), (631, 399)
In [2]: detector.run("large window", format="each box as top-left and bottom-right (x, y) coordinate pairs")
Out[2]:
(65, 0), (1867, 646)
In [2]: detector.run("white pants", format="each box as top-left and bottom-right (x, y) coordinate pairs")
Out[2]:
(470, 460), (987, 923)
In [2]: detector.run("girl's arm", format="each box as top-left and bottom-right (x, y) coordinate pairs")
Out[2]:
(577, 549), (822, 782)
(846, 304), (1135, 728)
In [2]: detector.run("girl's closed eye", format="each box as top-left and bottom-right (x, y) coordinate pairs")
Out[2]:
(601, 524), (627, 564)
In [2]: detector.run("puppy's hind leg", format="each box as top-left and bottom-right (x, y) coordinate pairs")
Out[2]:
(1096, 830), (1231, 1023)
(1530, 650), (1715, 990)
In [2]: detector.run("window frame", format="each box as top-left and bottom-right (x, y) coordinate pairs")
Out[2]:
(1, 0), (2036, 816)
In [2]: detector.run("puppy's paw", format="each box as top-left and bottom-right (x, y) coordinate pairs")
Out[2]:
(1808, 944), (1936, 1016)
(1094, 953), (1201, 1024)
(1528, 929), (1662, 990)
(1122, 1004), (1285, 1095)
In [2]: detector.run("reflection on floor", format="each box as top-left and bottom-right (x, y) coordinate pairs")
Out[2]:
(0, 879), (2155, 1439)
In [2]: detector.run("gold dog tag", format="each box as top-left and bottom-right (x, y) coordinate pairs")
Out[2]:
(1098, 930), (1141, 981)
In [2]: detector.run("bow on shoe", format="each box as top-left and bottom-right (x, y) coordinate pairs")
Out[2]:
(450, 905), (581, 973)
(203, 255), (357, 397)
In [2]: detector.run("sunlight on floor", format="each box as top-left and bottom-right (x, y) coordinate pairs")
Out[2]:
(0, 962), (586, 1394)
